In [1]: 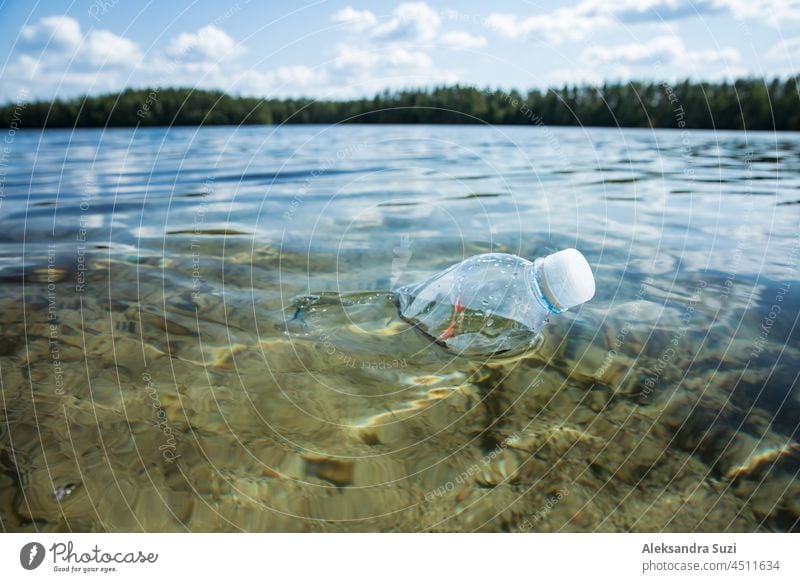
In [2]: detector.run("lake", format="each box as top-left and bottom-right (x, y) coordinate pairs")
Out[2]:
(1, 124), (798, 532)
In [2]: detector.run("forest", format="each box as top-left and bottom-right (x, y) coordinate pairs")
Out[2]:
(2, 78), (798, 130)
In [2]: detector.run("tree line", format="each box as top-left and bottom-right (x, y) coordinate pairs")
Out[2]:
(3, 78), (798, 130)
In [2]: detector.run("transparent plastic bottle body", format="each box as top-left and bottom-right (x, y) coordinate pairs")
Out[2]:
(395, 253), (559, 357)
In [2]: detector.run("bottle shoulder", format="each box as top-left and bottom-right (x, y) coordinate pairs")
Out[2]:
(397, 254), (539, 304)
(459, 253), (534, 269)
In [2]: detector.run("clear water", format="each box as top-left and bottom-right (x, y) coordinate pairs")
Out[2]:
(1, 125), (798, 532)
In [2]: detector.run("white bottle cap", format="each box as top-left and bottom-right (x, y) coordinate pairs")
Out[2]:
(540, 248), (596, 310)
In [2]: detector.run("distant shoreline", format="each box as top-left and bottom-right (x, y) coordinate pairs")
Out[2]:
(7, 125), (796, 135)
(2, 79), (798, 131)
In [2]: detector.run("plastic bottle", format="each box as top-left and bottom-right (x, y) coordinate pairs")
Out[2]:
(394, 249), (596, 357)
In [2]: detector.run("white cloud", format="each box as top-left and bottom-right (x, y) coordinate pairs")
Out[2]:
(7, 11), (454, 101)
(579, 0), (725, 23)
(322, 3), (462, 96)
(334, 2), (486, 49)
(330, 6), (378, 32)
(718, 0), (800, 26)
(7, 4), (773, 104)
(767, 37), (800, 60)
(20, 15), (82, 50)
(684, 46), (741, 65)
(544, 65), (629, 89)
(571, 35), (746, 82)
(235, 66), (327, 97)
(3, 15), (144, 100)
(327, 43), (456, 96)
(486, 9), (609, 43)
(274, 65), (318, 87)
(441, 31), (487, 50)
(583, 36), (681, 65)
(582, 35), (740, 67)
(487, 0), (800, 44)
(16, 14), (141, 68)
(373, 2), (441, 43)
(485, 1), (724, 44)
(84, 30), (142, 67)
(333, 44), (433, 73)
(167, 25), (244, 61)
(134, 26), (246, 93)
(332, 3), (446, 43)
(6, 54), (130, 102)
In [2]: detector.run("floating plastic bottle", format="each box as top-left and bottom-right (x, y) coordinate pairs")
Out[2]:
(394, 249), (596, 357)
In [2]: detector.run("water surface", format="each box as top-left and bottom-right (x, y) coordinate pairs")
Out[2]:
(1, 125), (799, 532)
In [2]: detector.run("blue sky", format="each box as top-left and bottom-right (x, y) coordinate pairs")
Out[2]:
(1, 0), (799, 102)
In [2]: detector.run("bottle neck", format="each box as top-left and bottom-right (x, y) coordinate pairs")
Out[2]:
(530, 259), (565, 314)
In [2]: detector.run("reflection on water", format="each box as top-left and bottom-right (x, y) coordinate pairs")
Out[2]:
(0, 125), (799, 532)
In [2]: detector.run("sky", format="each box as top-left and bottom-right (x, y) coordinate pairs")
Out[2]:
(1, 0), (799, 102)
